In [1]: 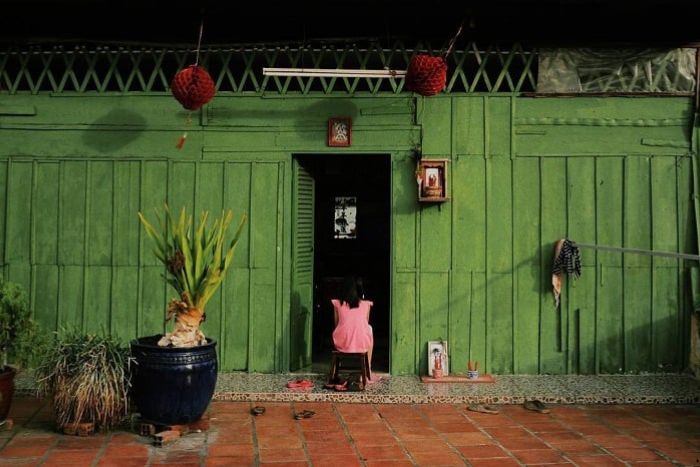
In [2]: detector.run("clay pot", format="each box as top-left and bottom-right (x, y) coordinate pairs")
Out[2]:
(0, 367), (16, 421)
(432, 368), (443, 379)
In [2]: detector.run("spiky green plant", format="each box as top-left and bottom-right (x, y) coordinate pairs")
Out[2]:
(138, 204), (247, 347)
(35, 330), (132, 432)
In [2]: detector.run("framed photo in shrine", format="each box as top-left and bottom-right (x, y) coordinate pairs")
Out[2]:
(328, 117), (352, 147)
(417, 159), (448, 202)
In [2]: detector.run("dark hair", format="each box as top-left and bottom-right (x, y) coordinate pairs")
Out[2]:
(340, 276), (363, 308)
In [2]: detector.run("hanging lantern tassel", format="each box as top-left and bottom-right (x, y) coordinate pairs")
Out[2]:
(175, 113), (193, 150)
(176, 132), (188, 150)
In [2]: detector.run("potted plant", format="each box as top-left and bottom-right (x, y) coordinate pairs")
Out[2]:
(132, 205), (246, 424)
(35, 330), (132, 435)
(0, 279), (40, 423)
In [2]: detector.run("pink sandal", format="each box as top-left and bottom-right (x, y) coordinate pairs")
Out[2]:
(286, 379), (314, 389)
(334, 380), (349, 392)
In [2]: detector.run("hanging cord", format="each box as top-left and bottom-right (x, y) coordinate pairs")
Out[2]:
(177, 19), (204, 150)
(194, 19), (204, 66)
(442, 20), (465, 59)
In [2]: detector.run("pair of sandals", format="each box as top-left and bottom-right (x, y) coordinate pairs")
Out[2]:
(286, 379), (314, 389)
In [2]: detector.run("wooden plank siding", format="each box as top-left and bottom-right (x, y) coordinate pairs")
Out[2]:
(0, 94), (695, 375)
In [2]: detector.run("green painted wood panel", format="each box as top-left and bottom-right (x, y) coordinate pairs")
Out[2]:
(222, 162), (253, 370)
(420, 97), (451, 156)
(33, 265), (58, 330)
(250, 163), (282, 372)
(515, 98), (692, 157)
(84, 267), (112, 333)
(0, 94), (694, 376)
(87, 162), (114, 266)
(34, 163), (59, 265)
(112, 162), (140, 266)
(391, 272), (417, 374)
(58, 162), (87, 265)
(676, 156), (693, 370)
(565, 158), (597, 374)
(393, 158), (417, 270)
(452, 157), (485, 272)
(419, 272), (449, 375)
(623, 157), (652, 373)
(5, 161), (32, 263)
(651, 157), (680, 371)
(466, 272), (488, 370)
(595, 158), (625, 373)
(512, 158), (541, 374)
(539, 158), (567, 374)
(486, 97), (512, 157)
(453, 97), (485, 155)
(448, 271), (470, 376)
(486, 158), (514, 373)
(0, 161), (6, 267)
(420, 200), (451, 271)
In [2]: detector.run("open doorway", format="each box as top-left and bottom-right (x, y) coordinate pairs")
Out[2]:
(292, 154), (390, 375)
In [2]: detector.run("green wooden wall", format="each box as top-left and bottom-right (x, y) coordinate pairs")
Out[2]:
(0, 93), (694, 375)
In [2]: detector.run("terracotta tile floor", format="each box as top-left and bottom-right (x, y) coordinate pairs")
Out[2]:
(2, 397), (700, 466)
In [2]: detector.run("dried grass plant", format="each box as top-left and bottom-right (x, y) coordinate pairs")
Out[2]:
(35, 330), (133, 431)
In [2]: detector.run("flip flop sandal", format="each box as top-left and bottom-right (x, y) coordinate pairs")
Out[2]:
(294, 410), (315, 420)
(467, 404), (500, 415)
(251, 406), (266, 416)
(334, 380), (349, 392)
(523, 400), (550, 414)
(323, 382), (337, 390)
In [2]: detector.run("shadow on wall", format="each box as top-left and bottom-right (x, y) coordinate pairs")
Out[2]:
(440, 280), (687, 376)
(415, 238), (690, 375)
(82, 109), (146, 152)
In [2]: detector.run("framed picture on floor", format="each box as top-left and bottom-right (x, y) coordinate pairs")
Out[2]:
(427, 340), (449, 376)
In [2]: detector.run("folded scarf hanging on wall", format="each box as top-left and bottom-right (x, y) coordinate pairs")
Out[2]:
(551, 239), (582, 308)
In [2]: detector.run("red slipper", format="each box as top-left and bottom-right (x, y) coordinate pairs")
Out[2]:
(287, 379), (314, 389)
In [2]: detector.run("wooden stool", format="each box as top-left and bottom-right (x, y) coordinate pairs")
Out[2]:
(328, 351), (370, 390)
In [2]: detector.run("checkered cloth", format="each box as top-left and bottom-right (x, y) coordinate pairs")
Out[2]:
(552, 239), (581, 308)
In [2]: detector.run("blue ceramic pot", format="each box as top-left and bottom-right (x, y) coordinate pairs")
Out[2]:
(130, 335), (217, 424)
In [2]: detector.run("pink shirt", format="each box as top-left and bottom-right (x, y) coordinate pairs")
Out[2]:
(331, 299), (374, 353)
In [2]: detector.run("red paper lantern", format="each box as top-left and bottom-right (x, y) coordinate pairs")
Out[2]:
(170, 64), (216, 111)
(405, 55), (447, 97)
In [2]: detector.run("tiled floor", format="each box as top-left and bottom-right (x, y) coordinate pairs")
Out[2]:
(2, 396), (700, 466)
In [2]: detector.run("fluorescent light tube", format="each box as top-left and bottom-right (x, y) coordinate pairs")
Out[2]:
(262, 68), (406, 78)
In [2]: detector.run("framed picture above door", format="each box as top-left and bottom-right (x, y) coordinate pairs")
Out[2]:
(328, 117), (352, 147)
